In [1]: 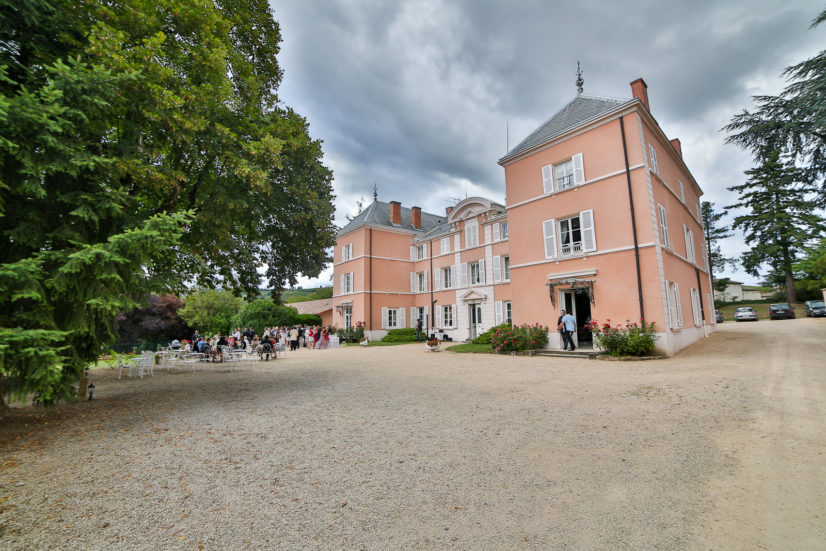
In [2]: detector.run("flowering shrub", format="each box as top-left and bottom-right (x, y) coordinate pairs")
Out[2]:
(491, 323), (549, 352)
(586, 319), (658, 356)
(337, 321), (365, 343)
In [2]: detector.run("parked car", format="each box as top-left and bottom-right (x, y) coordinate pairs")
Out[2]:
(768, 303), (796, 320)
(715, 309), (724, 323)
(734, 307), (758, 322)
(804, 300), (826, 317)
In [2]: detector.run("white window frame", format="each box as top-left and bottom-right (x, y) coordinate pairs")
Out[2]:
(443, 304), (454, 328)
(658, 204), (670, 248)
(410, 271), (428, 293)
(340, 272), (353, 294)
(673, 282), (683, 328)
(558, 210), (596, 257)
(465, 222), (479, 248)
(469, 260), (485, 285)
(503, 256), (510, 281)
(341, 243), (353, 262)
(684, 225), (695, 263)
(505, 301), (512, 324)
(440, 237), (450, 255)
(501, 221), (508, 239)
(649, 144), (659, 174)
(541, 153), (584, 194)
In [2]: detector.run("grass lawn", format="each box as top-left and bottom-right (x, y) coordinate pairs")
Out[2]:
(716, 301), (805, 321)
(366, 340), (415, 347)
(445, 343), (493, 353)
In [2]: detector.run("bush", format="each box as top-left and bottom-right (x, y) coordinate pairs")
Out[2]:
(338, 321), (365, 343)
(490, 323), (549, 352)
(381, 328), (418, 342)
(471, 323), (510, 344)
(587, 319), (658, 356)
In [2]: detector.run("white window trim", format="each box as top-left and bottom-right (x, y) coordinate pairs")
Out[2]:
(649, 144), (659, 174)
(658, 204), (670, 248)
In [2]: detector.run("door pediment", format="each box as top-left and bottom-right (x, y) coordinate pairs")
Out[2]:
(460, 289), (487, 303)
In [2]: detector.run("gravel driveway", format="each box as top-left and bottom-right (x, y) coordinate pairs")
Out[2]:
(1, 319), (824, 550)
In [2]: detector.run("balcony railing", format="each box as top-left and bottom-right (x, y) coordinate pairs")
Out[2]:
(556, 174), (575, 190)
(560, 241), (583, 256)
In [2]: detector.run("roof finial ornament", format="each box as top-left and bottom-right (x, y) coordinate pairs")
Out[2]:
(576, 61), (584, 95)
(373, 183), (378, 201)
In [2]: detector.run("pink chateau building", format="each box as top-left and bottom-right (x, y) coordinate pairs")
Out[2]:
(333, 78), (714, 355)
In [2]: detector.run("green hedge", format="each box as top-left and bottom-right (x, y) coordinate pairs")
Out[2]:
(381, 328), (418, 342)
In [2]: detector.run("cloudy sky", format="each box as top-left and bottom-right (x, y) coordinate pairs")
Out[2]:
(268, 0), (825, 288)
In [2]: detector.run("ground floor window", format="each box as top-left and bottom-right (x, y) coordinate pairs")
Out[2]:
(505, 301), (512, 324)
(344, 307), (352, 329)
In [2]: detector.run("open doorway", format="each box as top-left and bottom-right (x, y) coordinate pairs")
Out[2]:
(560, 290), (593, 349)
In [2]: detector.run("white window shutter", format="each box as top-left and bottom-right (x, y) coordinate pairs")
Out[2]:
(450, 265), (457, 288)
(580, 210), (596, 252)
(493, 223), (500, 242)
(454, 233), (460, 251)
(381, 307), (388, 329)
(410, 272), (416, 293)
(493, 256), (501, 283)
(423, 243), (428, 258)
(434, 268), (441, 290)
(495, 301), (503, 325)
(674, 283), (683, 327)
(542, 219), (557, 259)
(478, 259), (485, 284)
(572, 153), (585, 185)
(461, 263), (468, 287)
(340, 274), (345, 294)
(423, 270), (428, 292)
(542, 164), (554, 193)
(659, 204), (669, 247)
(665, 281), (673, 329)
(436, 305), (442, 328)
(410, 246), (416, 261)
(410, 307), (417, 327)
(649, 144), (658, 174)
(683, 225), (690, 261)
(679, 180), (685, 202)
(484, 225), (491, 244)
(399, 308), (406, 328)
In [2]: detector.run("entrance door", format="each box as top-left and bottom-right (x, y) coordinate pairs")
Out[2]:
(560, 290), (593, 349)
(468, 303), (482, 339)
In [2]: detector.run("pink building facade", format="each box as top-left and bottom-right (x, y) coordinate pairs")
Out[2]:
(333, 79), (715, 355)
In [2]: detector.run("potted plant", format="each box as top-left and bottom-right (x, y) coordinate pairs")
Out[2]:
(425, 337), (440, 351)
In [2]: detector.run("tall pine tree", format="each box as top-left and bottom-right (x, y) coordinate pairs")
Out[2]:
(701, 201), (735, 289)
(726, 151), (824, 302)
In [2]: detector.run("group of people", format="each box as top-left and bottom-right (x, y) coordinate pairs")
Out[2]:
(176, 326), (333, 361)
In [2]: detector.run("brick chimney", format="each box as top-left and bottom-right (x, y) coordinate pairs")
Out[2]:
(630, 78), (649, 111)
(670, 138), (682, 157)
(411, 206), (422, 229)
(445, 206), (454, 216)
(389, 201), (401, 225)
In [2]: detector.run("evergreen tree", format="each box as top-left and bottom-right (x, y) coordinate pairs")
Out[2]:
(0, 0), (335, 406)
(724, 8), (826, 201)
(701, 201), (736, 288)
(726, 151), (824, 303)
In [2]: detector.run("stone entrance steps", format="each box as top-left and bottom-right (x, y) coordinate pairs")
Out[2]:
(532, 349), (600, 359)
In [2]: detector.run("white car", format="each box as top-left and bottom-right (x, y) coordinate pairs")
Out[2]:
(734, 307), (758, 322)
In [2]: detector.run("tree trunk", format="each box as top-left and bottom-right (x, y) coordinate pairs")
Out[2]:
(785, 268), (797, 303)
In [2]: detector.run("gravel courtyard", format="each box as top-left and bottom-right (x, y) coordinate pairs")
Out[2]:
(1, 319), (824, 550)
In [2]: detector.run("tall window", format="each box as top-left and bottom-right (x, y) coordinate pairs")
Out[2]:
(658, 204), (670, 248)
(555, 158), (575, 190)
(341, 272), (353, 294)
(470, 261), (483, 285)
(440, 266), (454, 289)
(342, 243), (353, 262)
(440, 237), (450, 254)
(387, 308), (398, 328)
(649, 144), (659, 174)
(417, 271), (426, 292)
(501, 221), (508, 239)
(503, 256), (510, 281)
(344, 307), (352, 329)
(505, 301), (512, 324)
(414, 244), (426, 260)
(558, 211), (595, 256)
(465, 222), (479, 248)
(443, 305), (454, 327)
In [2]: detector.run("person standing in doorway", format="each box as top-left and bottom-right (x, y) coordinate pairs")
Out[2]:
(559, 309), (576, 351)
(416, 318), (423, 341)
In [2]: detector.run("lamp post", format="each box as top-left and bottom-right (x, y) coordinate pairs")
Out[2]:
(87, 382), (95, 401)
(430, 299), (437, 340)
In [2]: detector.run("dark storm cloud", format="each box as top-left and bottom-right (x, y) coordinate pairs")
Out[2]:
(271, 0), (823, 285)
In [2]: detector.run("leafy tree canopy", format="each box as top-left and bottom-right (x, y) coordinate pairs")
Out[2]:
(701, 201), (736, 285)
(1, 0), (335, 405)
(724, 8), (826, 200)
(178, 289), (243, 337)
(230, 299), (318, 335)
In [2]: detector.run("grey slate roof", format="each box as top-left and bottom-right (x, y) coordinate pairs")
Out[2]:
(499, 95), (634, 164)
(337, 200), (446, 237)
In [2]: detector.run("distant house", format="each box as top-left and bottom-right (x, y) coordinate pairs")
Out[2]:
(713, 281), (765, 302)
(289, 298), (333, 327)
(333, 78), (715, 356)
